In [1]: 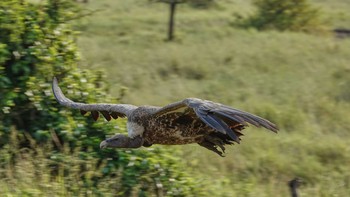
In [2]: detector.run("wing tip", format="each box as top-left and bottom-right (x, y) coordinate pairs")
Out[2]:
(272, 126), (279, 133)
(52, 76), (61, 101)
(266, 121), (279, 133)
(52, 76), (73, 106)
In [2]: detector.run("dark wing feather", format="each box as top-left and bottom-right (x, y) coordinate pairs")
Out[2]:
(187, 98), (278, 132)
(153, 98), (278, 143)
(52, 77), (137, 120)
(217, 105), (277, 131)
(197, 110), (240, 143)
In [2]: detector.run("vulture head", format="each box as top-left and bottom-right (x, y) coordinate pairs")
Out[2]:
(100, 135), (144, 149)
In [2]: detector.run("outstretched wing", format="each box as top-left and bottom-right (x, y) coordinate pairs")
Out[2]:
(52, 77), (137, 121)
(152, 98), (278, 143)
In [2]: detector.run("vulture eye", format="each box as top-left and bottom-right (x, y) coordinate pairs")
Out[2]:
(106, 138), (116, 143)
(108, 136), (119, 141)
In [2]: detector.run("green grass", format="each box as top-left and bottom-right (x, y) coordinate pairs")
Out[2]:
(3, 0), (350, 196)
(72, 0), (350, 196)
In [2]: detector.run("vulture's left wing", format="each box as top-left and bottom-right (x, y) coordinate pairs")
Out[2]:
(152, 98), (278, 143)
(52, 77), (137, 121)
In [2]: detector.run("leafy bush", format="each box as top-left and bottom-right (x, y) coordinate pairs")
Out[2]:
(0, 0), (202, 195)
(0, 0), (83, 144)
(239, 0), (323, 32)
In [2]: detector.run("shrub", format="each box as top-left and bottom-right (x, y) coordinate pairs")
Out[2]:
(239, 0), (323, 32)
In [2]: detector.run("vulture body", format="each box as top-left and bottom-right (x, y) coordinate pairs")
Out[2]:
(52, 77), (278, 156)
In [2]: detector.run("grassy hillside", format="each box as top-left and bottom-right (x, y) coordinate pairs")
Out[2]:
(71, 0), (350, 196)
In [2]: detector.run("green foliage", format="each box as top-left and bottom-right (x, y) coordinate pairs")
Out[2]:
(0, 131), (204, 196)
(0, 0), (203, 195)
(0, 0), (79, 141)
(239, 0), (324, 32)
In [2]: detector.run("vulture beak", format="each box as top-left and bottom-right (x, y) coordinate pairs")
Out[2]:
(100, 140), (108, 149)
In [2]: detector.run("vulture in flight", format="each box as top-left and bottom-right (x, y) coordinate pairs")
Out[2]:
(52, 77), (278, 156)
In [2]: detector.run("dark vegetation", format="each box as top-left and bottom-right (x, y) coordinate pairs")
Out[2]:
(236, 0), (324, 32)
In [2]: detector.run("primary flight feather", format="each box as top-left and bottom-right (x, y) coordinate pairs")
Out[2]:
(52, 77), (278, 156)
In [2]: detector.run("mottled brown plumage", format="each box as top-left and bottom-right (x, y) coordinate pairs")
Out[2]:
(53, 77), (278, 156)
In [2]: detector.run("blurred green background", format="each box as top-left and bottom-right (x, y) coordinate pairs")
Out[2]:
(1, 0), (350, 196)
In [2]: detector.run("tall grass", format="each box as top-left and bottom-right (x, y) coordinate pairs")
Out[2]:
(0, 129), (123, 196)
